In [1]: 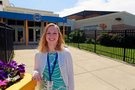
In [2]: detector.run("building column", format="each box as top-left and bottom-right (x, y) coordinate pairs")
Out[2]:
(0, 18), (3, 22)
(41, 21), (44, 35)
(62, 22), (65, 40)
(46, 21), (48, 26)
(25, 20), (28, 46)
(56, 22), (58, 25)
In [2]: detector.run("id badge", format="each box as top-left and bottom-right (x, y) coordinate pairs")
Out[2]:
(47, 81), (53, 90)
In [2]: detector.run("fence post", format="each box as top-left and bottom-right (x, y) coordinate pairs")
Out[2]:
(94, 30), (97, 53)
(123, 30), (127, 62)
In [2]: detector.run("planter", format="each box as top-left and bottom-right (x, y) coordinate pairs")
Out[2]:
(6, 73), (37, 90)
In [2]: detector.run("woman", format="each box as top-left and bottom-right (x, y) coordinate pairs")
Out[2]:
(32, 23), (74, 90)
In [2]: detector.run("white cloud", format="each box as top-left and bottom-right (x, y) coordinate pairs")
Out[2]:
(56, 0), (135, 17)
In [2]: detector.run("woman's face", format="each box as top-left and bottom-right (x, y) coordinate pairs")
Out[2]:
(46, 26), (59, 45)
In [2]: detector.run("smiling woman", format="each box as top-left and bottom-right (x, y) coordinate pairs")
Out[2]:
(32, 23), (74, 90)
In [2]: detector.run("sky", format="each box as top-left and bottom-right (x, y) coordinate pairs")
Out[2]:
(9, 0), (135, 17)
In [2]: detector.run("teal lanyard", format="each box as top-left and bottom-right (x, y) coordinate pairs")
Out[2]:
(47, 52), (58, 81)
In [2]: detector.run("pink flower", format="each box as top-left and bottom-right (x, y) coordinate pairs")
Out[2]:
(0, 80), (8, 86)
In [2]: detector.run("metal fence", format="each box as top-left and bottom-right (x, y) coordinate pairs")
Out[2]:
(0, 22), (14, 63)
(66, 29), (135, 64)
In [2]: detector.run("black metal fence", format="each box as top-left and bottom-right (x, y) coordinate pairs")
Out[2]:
(66, 29), (135, 64)
(0, 23), (14, 63)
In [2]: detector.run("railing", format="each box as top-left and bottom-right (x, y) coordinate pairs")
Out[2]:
(0, 22), (14, 63)
(66, 29), (135, 64)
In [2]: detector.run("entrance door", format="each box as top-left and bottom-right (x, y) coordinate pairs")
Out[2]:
(13, 26), (24, 43)
(28, 27), (40, 43)
(35, 28), (40, 42)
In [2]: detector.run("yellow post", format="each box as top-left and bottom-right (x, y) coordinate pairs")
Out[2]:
(25, 20), (28, 46)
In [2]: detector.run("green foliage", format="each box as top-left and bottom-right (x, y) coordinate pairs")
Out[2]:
(110, 34), (125, 47)
(97, 34), (113, 46)
(125, 35), (135, 48)
(68, 30), (86, 43)
(64, 35), (69, 43)
(85, 38), (92, 43)
(85, 38), (96, 44)
(97, 33), (135, 48)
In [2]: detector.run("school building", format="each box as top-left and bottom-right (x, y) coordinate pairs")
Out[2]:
(65, 10), (135, 31)
(1, 0), (135, 46)
(0, 0), (66, 45)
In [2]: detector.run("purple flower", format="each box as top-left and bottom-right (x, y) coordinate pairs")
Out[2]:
(0, 60), (5, 68)
(0, 69), (9, 80)
(18, 64), (25, 73)
(0, 60), (4, 65)
(0, 60), (25, 87)
(0, 70), (3, 73)
(0, 60), (26, 89)
(9, 60), (18, 69)
(0, 72), (8, 80)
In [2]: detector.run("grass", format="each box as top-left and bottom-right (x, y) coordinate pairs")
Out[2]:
(67, 43), (135, 64)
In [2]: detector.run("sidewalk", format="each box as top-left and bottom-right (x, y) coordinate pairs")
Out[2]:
(14, 45), (135, 90)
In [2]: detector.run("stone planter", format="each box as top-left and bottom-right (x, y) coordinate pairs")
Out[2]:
(6, 73), (36, 90)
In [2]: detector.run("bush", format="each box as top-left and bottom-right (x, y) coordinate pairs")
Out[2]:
(111, 34), (124, 47)
(125, 35), (135, 48)
(97, 33), (135, 48)
(85, 38), (92, 43)
(97, 34), (112, 46)
(64, 35), (69, 43)
(68, 30), (86, 43)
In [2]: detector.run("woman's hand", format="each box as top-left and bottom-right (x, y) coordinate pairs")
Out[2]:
(32, 71), (42, 82)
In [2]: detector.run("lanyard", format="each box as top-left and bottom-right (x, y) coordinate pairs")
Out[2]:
(47, 52), (58, 81)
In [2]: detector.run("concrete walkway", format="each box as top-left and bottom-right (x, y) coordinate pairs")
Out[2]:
(14, 45), (135, 90)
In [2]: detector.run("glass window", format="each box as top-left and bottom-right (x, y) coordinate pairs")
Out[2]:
(17, 28), (23, 42)
(35, 28), (40, 42)
(35, 22), (41, 27)
(13, 29), (15, 42)
(29, 28), (34, 42)
(44, 22), (46, 27)
(28, 21), (34, 27)
(17, 20), (24, 25)
(8, 19), (16, 25)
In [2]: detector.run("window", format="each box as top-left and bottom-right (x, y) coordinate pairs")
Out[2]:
(17, 20), (24, 25)
(8, 19), (16, 25)
(17, 28), (23, 42)
(28, 21), (34, 27)
(35, 22), (41, 27)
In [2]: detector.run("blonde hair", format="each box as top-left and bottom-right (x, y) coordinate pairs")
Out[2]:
(38, 23), (65, 53)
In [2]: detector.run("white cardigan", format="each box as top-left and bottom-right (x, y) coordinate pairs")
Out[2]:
(33, 48), (74, 90)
